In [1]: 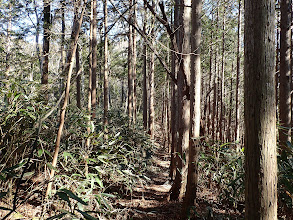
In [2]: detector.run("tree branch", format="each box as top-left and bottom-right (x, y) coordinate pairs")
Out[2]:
(109, 0), (177, 84)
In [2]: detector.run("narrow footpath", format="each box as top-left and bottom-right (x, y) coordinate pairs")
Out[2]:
(116, 145), (182, 219)
(115, 140), (245, 220)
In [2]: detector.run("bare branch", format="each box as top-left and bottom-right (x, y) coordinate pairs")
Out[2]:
(109, 0), (177, 84)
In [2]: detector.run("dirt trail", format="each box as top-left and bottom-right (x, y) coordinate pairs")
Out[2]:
(116, 146), (182, 220)
(115, 142), (245, 220)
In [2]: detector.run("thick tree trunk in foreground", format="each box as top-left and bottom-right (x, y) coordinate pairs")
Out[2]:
(170, 0), (182, 200)
(244, 0), (277, 218)
(279, 0), (291, 147)
(178, 0), (191, 200)
(183, 0), (202, 214)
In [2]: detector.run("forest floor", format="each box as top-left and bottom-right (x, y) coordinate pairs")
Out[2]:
(115, 145), (181, 220)
(0, 133), (245, 220)
(115, 139), (244, 220)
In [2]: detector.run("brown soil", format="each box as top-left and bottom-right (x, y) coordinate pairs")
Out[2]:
(0, 136), (244, 219)
(114, 144), (244, 220)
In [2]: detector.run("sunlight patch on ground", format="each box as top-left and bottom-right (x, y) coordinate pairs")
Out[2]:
(133, 183), (171, 193)
(152, 156), (170, 168)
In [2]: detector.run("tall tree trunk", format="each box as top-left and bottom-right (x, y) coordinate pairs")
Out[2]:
(128, 2), (133, 125)
(170, 78), (177, 180)
(147, 0), (155, 139)
(279, 0), (291, 148)
(86, 0), (93, 173)
(183, 0), (202, 214)
(227, 67), (233, 142)
(276, 0), (280, 124)
(166, 79), (171, 151)
(132, 0), (137, 124)
(148, 29), (155, 140)
(142, 13), (148, 130)
(104, 0), (109, 133)
(33, 0), (42, 74)
(60, 0), (66, 100)
(169, 0), (179, 180)
(220, 5), (226, 143)
(5, 2), (11, 78)
(76, 44), (81, 109)
(207, 17), (213, 140)
(42, 0), (51, 102)
(46, 3), (85, 197)
(291, 1), (293, 130)
(212, 8), (219, 142)
(4, 2), (12, 104)
(91, 0), (97, 119)
(244, 0), (277, 218)
(178, 0), (191, 200)
(170, 0), (183, 200)
(235, 0), (241, 142)
(121, 80), (125, 108)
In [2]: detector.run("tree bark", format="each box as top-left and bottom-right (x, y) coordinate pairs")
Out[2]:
(59, 0), (66, 101)
(148, 27), (155, 140)
(91, 0), (97, 119)
(212, 8), (219, 142)
(178, 0), (191, 200)
(244, 0), (277, 218)
(207, 16), (213, 140)
(128, 1), (134, 125)
(291, 1), (293, 130)
(279, 0), (291, 147)
(169, 0), (180, 181)
(85, 0), (93, 175)
(183, 0), (202, 214)
(132, 0), (137, 124)
(142, 16), (148, 130)
(235, 0), (241, 142)
(41, 0), (51, 102)
(219, 5), (226, 143)
(170, 0), (183, 200)
(104, 0), (109, 134)
(76, 44), (81, 109)
(33, 0), (42, 74)
(228, 69), (233, 142)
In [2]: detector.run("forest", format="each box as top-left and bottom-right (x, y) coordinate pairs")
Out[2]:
(0, 0), (292, 219)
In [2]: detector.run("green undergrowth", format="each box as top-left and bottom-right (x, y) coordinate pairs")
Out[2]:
(278, 141), (293, 215)
(0, 81), (154, 219)
(199, 142), (245, 211)
(200, 139), (293, 217)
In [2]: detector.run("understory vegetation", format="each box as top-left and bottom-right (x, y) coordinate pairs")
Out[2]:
(0, 80), (154, 219)
(1, 80), (293, 219)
